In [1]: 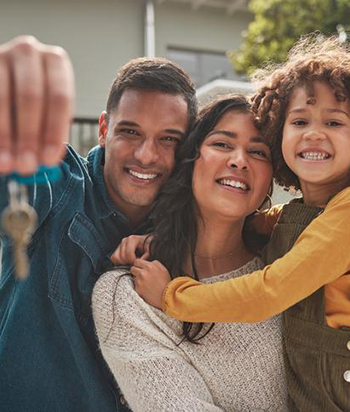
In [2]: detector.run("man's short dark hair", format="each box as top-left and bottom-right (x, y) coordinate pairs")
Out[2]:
(105, 57), (197, 132)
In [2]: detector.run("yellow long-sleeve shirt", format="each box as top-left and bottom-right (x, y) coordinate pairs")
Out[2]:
(162, 187), (350, 329)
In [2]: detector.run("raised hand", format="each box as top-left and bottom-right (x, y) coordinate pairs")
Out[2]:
(0, 35), (74, 175)
(130, 258), (171, 309)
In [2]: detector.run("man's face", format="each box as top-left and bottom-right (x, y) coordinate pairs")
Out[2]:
(99, 89), (189, 224)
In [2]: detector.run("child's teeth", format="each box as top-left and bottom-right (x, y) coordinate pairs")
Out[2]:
(301, 152), (329, 160)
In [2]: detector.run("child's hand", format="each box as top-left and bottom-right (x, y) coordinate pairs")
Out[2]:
(110, 235), (152, 265)
(131, 258), (171, 309)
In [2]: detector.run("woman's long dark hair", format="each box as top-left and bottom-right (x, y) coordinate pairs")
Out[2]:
(149, 94), (259, 343)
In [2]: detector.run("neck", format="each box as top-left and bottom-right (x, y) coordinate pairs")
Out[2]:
(186, 216), (254, 279)
(301, 179), (350, 206)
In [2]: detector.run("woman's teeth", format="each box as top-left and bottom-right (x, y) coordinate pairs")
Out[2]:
(219, 179), (248, 191)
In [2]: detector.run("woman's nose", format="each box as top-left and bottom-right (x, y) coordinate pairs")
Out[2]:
(228, 150), (248, 170)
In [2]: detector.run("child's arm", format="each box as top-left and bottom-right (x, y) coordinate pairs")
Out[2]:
(250, 204), (284, 236)
(162, 188), (350, 323)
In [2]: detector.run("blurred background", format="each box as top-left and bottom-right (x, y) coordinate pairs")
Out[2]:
(1, 0), (349, 203)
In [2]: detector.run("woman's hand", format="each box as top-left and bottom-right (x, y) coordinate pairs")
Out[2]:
(110, 235), (152, 265)
(131, 258), (171, 309)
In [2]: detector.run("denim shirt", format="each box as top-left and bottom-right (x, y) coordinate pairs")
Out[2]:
(0, 145), (149, 412)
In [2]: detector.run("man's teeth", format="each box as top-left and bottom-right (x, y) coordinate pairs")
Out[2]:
(300, 152), (330, 160)
(129, 170), (158, 180)
(219, 179), (248, 190)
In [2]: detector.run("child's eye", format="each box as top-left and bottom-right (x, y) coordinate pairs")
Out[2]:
(326, 120), (343, 127)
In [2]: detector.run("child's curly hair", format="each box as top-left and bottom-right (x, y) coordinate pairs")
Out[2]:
(251, 33), (350, 190)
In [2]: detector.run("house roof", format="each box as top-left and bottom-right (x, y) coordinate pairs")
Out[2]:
(156, 0), (249, 14)
(196, 78), (253, 106)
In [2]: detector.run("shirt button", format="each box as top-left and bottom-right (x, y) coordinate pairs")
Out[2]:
(119, 395), (126, 405)
(344, 370), (350, 383)
(347, 341), (350, 351)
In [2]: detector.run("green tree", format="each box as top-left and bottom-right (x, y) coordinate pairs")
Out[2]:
(231, 0), (350, 75)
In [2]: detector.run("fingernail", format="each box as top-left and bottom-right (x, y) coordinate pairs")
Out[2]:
(42, 145), (59, 164)
(18, 151), (37, 172)
(0, 151), (13, 172)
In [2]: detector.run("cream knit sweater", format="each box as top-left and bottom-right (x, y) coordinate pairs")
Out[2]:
(92, 257), (288, 412)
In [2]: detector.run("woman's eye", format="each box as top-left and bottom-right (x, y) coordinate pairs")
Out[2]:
(212, 141), (230, 149)
(291, 119), (307, 126)
(250, 149), (270, 160)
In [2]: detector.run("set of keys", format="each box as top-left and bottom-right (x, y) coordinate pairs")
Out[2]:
(1, 166), (60, 280)
(1, 180), (37, 280)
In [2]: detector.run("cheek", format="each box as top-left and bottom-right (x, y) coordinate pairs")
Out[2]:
(257, 164), (273, 196)
(281, 134), (295, 171)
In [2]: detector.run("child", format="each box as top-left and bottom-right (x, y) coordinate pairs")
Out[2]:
(129, 34), (350, 411)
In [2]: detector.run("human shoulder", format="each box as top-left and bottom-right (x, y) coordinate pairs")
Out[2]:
(92, 267), (134, 313)
(327, 186), (350, 208)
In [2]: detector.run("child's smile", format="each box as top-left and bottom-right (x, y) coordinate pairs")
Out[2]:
(282, 81), (350, 205)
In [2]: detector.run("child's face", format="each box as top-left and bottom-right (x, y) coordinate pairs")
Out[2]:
(282, 81), (350, 204)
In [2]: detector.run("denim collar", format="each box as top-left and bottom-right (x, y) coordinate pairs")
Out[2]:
(86, 145), (127, 221)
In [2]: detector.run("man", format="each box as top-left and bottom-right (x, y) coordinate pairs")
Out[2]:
(0, 36), (197, 412)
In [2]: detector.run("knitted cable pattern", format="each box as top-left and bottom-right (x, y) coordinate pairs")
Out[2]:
(92, 257), (288, 412)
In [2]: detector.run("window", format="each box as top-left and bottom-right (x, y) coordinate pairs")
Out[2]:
(167, 47), (237, 87)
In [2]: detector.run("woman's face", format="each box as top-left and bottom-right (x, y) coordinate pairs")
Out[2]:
(192, 109), (273, 222)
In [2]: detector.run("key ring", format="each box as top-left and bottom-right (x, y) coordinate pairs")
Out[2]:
(10, 165), (61, 185)
(7, 180), (29, 207)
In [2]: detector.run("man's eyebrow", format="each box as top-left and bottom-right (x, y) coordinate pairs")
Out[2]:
(164, 128), (185, 137)
(115, 121), (185, 137)
(206, 130), (267, 144)
(115, 120), (140, 128)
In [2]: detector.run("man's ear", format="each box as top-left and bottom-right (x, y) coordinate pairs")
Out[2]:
(98, 111), (108, 147)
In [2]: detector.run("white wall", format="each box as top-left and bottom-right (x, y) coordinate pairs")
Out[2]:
(0, 0), (251, 118)
(0, 0), (145, 118)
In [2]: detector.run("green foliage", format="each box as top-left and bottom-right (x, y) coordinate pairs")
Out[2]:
(230, 0), (350, 75)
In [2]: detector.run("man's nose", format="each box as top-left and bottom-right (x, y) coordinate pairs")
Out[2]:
(134, 138), (160, 165)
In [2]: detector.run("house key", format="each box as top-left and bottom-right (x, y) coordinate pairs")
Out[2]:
(1, 180), (37, 280)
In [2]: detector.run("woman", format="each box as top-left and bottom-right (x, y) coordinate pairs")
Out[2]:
(92, 95), (288, 412)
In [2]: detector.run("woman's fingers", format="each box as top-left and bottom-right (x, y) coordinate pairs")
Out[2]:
(0, 36), (74, 175)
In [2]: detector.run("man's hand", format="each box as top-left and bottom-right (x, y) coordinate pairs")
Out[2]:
(0, 36), (74, 175)
(131, 258), (171, 309)
(110, 234), (152, 265)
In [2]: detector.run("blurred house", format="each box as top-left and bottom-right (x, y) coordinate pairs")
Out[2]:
(1, 0), (253, 153)
(1, 0), (293, 204)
